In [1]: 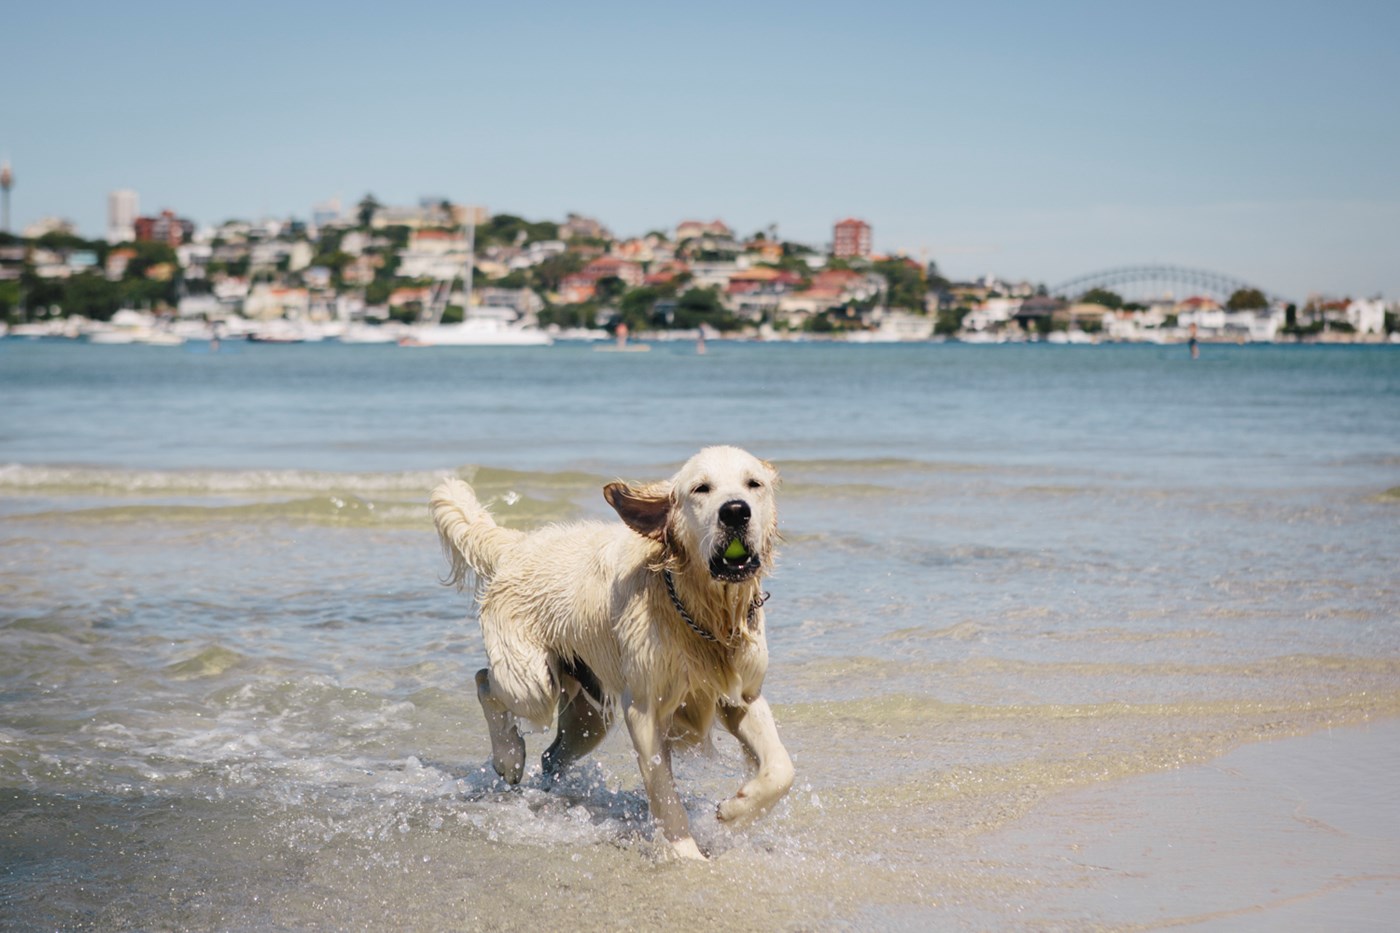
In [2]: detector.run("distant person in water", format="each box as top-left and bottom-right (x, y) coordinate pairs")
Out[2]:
(1188, 322), (1199, 360)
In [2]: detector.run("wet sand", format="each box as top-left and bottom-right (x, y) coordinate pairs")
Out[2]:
(966, 719), (1400, 930)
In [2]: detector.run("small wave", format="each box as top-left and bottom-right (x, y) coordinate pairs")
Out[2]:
(0, 462), (609, 498)
(3, 477), (583, 529)
(165, 645), (247, 680)
(12, 496), (430, 528)
(0, 462), (455, 497)
(779, 456), (993, 474)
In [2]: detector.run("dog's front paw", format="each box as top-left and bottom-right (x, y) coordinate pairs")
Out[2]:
(716, 791), (758, 826)
(717, 773), (791, 826)
(666, 837), (708, 861)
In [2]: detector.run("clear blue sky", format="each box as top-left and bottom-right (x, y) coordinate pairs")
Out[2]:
(5, 0), (1397, 299)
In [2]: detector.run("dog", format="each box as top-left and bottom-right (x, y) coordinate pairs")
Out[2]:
(431, 446), (793, 860)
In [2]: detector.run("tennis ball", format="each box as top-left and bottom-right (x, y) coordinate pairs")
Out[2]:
(723, 538), (749, 559)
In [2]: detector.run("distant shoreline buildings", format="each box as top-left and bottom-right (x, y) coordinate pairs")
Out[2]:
(0, 182), (1395, 345)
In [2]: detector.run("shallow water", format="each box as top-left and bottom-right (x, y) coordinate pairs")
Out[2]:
(2, 340), (1398, 929)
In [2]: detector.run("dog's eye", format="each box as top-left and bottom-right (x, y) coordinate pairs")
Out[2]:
(692, 483), (711, 495)
(746, 479), (763, 489)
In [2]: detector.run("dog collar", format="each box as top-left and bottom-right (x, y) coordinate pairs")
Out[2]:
(662, 568), (768, 647)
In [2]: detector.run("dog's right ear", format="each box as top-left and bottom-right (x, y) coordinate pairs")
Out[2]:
(603, 482), (671, 541)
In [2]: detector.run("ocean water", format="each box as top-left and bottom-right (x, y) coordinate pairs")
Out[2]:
(1, 339), (1398, 930)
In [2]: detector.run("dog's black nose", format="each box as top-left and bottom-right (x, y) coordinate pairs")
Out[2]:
(719, 499), (751, 529)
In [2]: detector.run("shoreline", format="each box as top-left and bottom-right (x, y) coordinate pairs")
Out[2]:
(3, 331), (1399, 347)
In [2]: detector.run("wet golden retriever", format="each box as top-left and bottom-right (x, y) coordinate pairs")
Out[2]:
(431, 446), (792, 860)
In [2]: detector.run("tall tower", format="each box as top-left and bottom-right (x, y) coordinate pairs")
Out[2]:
(107, 189), (139, 243)
(832, 217), (872, 259)
(0, 160), (13, 235)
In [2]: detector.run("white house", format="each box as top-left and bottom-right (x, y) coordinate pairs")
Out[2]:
(1346, 298), (1386, 335)
(507, 240), (567, 271)
(961, 297), (1023, 332)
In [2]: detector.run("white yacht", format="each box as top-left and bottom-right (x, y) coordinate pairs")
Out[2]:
(86, 309), (186, 346)
(403, 312), (552, 347)
(399, 207), (552, 347)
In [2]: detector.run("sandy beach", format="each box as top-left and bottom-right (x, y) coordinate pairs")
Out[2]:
(963, 719), (1400, 930)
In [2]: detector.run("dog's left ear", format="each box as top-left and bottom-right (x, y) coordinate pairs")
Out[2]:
(604, 482), (671, 541)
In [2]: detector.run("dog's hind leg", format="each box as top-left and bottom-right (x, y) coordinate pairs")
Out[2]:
(542, 659), (610, 779)
(715, 696), (794, 826)
(476, 667), (526, 784)
(541, 682), (610, 780)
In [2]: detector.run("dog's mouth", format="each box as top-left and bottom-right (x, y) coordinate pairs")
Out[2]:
(710, 536), (761, 582)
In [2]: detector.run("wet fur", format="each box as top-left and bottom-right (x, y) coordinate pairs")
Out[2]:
(430, 446), (794, 860)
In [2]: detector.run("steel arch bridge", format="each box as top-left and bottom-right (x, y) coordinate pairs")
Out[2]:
(1049, 265), (1280, 303)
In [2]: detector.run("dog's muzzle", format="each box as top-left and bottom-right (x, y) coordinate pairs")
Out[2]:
(711, 499), (761, 581)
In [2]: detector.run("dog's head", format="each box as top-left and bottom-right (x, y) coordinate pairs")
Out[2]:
(604, 446), (779, 583)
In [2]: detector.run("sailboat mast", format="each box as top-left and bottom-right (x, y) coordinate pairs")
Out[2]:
(462, 208), (477, 320)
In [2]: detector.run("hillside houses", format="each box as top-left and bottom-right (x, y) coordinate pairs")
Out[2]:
(4, 196), (1396, 344)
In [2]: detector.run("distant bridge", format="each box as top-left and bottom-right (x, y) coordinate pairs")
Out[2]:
(1049, 265), (1283, 304)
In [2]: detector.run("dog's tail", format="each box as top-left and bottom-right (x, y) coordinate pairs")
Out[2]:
(430, 477), (525, 588)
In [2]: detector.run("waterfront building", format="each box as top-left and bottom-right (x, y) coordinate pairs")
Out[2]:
(1346, 298), (1386, 334)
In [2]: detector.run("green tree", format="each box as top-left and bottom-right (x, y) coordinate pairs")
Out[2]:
(0, 280), (21, 319)
(540, 302), (600, 330)
(312, 250), (353, 279)
(365, 279), (393, 305)
(1227, 287), (1268, 311)
(486, 269), (529, 289)
(375, 225), (411, 249)
(874, 258), (928, 311)
(120, 241), (179, 280)
(926, 260), (950, 291)
(19, 269), (64, 314)
(119, 275), (177, 309)
(477, 214), (560, 246)
(672, 287), (740, 331)
(935, 306), (972, 336)
(593, 275), (628, 303)
(36, 231), (106, 258)
(616, 285), (667, 331)
(529, 252), (585, 293)
(61, 273), (123, 320)
(1079, 287), (1123, 309)
(357, 194), (381, 229)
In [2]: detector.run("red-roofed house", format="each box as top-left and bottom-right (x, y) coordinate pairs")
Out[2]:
(558, 274), (597, 304)
(582, 257), (644, 288)
(644, 261), (690, 287)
